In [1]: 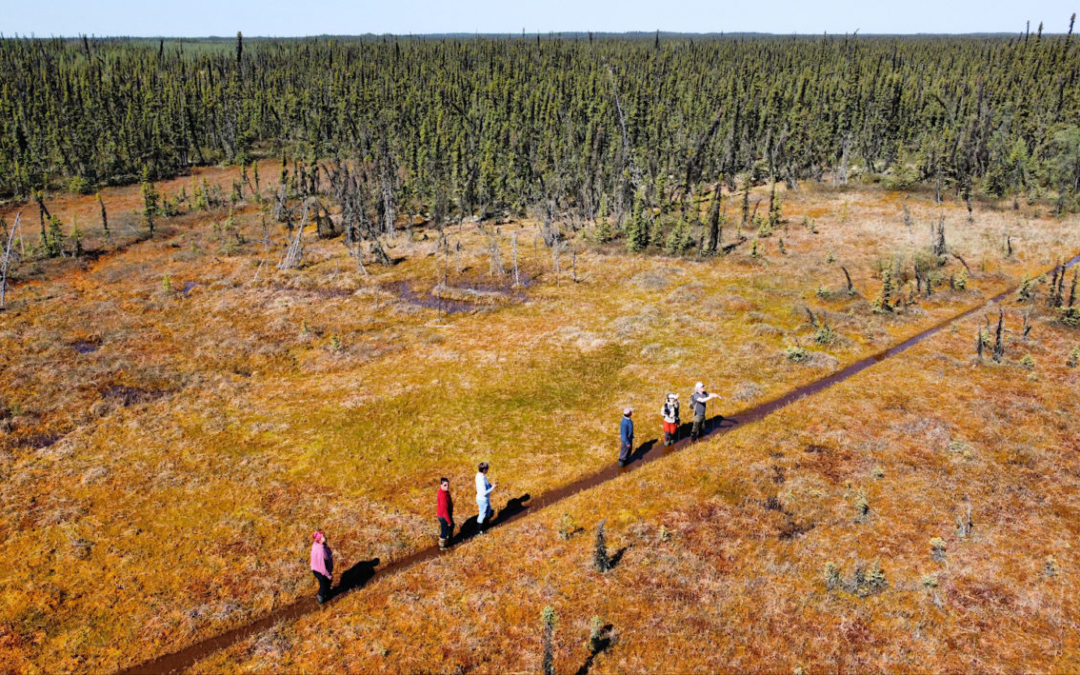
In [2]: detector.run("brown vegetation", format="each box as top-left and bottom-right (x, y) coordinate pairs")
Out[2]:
(1, 174), (1079, 673)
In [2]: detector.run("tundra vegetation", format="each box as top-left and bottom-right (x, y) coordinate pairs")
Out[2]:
(1, 27), (1080, 675)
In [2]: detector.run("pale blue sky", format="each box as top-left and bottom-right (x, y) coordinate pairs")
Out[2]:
(4, 0), (1077, 37)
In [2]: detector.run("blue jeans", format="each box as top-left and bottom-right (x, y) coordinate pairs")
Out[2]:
(477, 498), (493, 525)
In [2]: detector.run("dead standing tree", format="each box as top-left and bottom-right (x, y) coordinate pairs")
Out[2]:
(278, 200), (309, 270)
(482, 225), (505, 277)
(511, 233), (520, 287)
(1, 212), (22, 309)
(326, 160), (392, 272)
(993, 307), (1006, 363)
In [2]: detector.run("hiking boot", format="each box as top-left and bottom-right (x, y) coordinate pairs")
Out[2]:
(316, 594), (325, 605)
(617, 460), (626, 468)
(438, 537), (448, 550)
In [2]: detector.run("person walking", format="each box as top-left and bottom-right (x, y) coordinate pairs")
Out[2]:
(619, 407), (635, 467)
(437, 477), (454, 550)
(689, 382), (723, 442)
(310, 530), (333, 605)
(475, 462), (496, 533)
(661, 393), (680, 446)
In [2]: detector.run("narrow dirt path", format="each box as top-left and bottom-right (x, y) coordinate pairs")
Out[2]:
(119, 253), (1080, 675)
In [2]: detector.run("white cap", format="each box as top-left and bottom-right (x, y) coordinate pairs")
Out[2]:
(695, 382), (704, 390)
(624, 407), (633, 415)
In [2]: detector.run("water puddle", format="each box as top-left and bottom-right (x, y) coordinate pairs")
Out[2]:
(72, 341), (100, 354)
(102, 385), (168, 408)
(382, 279), (526, 315)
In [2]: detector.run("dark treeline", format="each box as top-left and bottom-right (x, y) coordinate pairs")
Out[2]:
(3, 26), (1080, 226)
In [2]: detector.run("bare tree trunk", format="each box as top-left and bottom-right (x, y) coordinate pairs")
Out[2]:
(842, 266), (854, 294)
(837, 135), (851, 185)
(607, 66), (643, 193)
(552, 241), (562, 287)
(278, 201), (308, 270)
(382, 178), (396, 238)
(1, 213), (22, 309)
(512, 234), (520, 287)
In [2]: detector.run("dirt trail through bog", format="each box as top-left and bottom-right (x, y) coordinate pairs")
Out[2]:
(120, 253), (1080, 675)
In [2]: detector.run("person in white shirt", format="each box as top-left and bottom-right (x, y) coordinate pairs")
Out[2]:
(475, 461), (496, 533)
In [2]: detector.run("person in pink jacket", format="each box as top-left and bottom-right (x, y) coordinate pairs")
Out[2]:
(310, 530), (333, 604)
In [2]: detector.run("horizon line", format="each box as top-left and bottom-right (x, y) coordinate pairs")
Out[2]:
(1, 30), (1068, 40)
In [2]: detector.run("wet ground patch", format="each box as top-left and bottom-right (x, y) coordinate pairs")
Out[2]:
(101, 385), (170, 407)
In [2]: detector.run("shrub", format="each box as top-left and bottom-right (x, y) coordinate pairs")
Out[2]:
(68, 175), (90, 194)
(1068, 346), (1079, 368)
(921, 574), (939, 589)
(851, 560), (888, 597)
(1017, 275), (1041, 303)
(1044, 556), (1059, 578)
(756, 219), (773, 238)
(46, 215), (66, 257)
(930, 537), (947, 563)
(871, 269), (894, 314)
(1060, 307), (1080, 328)
(784, 344), (809, 363)
(594, 519), (612, 572)
(1020, 354), (1035, 370)
(541, 606), (557, 675)
(854, 493), (870, 520)
(814, 325), (836, 345)
(872, 466), (884, 479)
(664, 218), (694, 255)
(815, 286), (835, 300)
(557, 513), (578, 541)
(826, 560), (888, 597)
(824, 562), (841, 590)
(162, 274), (173, 294)
(955, 269), (969, 290)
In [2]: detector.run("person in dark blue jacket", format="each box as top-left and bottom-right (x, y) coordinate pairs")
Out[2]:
(619, 407), (634, 467)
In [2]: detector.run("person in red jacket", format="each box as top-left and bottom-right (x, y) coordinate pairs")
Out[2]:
(437, 477), (454, 549)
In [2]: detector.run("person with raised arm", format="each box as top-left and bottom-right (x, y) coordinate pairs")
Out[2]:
(689, 382), (724, 442)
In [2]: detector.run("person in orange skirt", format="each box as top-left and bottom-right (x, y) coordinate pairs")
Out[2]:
(661, 393), (680, 446)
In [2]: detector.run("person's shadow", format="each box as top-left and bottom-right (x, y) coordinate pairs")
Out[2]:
(675, 415), (738, 442)
(498, 493), (532, 521)
(334, 557), (381, 597)
(453, 493), (533, 543)
(625, 440), (657, 466)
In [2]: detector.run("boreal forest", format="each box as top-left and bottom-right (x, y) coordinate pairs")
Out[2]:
(3, 27), (1080, 230)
